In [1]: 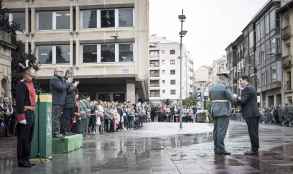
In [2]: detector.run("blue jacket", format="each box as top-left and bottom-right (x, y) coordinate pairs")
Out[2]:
(209, 83), (233, 117)
(50, 76), (67, 105)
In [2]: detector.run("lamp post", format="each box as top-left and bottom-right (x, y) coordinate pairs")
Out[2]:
(178, 9), (187, 129)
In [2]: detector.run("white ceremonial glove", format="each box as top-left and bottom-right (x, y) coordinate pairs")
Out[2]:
(19, 120), (27, 125)
(74, 81), (80, 87)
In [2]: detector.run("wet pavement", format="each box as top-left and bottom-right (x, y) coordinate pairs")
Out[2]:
(1, 122), (293, 174)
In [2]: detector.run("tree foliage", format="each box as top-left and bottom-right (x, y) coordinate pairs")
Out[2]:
(0, 7), (39, 97)
(182, 97), (197, 107)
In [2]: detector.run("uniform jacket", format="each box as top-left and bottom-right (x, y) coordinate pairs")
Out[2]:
(209, 83), (233, 118)
(239, 85), (259, 119)
(50, 76), (67, 105)
(15, 80), (35, 125)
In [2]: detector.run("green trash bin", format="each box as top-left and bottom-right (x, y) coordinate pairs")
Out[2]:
(31, 94), (52, 159)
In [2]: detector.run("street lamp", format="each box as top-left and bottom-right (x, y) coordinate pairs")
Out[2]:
(178, 9), (187, 129)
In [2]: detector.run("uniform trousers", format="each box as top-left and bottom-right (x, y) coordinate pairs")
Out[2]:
(213, 116), (229, 153)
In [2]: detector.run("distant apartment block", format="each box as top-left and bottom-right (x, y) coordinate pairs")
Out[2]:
(148, 35), (194, 104)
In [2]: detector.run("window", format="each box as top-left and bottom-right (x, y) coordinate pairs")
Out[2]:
(170, 80), (176, 85)
(150, 50), (159, 57)
(82, 45), (97, 63)
(101, 9), (115, 28)
(10, 12), (25, 31)
(38, 11), (70, 30)
(170, 49), (175, 55)
(150, 80), (159, 87)
(38, 12), (52, 30)
(271, 64), (277, 81)
(81, 42), (133, 64)
(101, 44), (115, 62)
(81, 10), (97, 29)
(162, 90), (166, 94)
(56, 11), (70, 30)
(162, 80), (165, 84)
(37, 45), (70, 64)
(56, 45), (70, 64)
(170, 90), (176, 95)
(119, 8), (133, 27)
(150, 90), (160, 97)
(170, 59), (175, 65)
(161, 50), (165, 54)
(162, 70), (166, 74)
(119, 43), (133, 62)
(265, 13), (270, 35)
(270, 9), (276, 31)
(170, 70), (175, 75)
(38, 46), (52, 64)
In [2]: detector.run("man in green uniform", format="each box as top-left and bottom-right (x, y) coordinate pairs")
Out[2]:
(209, 72), (236, 155)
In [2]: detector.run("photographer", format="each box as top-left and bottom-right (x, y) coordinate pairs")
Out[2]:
(62, 70), (79, 135)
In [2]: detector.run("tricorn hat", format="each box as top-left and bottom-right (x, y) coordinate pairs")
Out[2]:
(217, 71), (229, 78)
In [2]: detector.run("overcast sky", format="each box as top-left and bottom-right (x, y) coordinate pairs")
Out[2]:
(149, 0), (268, 69)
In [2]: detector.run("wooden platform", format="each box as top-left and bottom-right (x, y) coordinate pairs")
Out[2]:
(52, 134), (83, 154)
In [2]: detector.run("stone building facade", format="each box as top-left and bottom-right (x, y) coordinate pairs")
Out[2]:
(2, 0), (149, 103)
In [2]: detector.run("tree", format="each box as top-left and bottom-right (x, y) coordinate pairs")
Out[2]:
(182, 97), (197, 107)
(0, 8), (39, 97)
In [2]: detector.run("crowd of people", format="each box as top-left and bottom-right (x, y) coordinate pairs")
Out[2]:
(69, 98), (151, 137)
(150, 104), (197, 123)
(0, 97), (14, 137)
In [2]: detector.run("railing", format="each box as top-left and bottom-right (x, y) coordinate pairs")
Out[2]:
(282, 25), (291, 40)
(287, 81), (292, 91)
(149, 83), (160, 87)
(150, 63), (160, 68)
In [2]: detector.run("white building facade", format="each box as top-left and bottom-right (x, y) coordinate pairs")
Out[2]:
(194, 65), (212, 104)
(210, 56), (227, 83)
(149, 35), (194, 104)
(2, 0), (149, 103)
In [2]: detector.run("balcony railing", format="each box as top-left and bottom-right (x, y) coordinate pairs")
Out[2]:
(150, 63), (160, 68)
(149, 83), (160, 87)
(150, 74), (160, 77)
(282, 25), (291, 40)
(283, 55), (292, 69)
(287, 81), (292, 91)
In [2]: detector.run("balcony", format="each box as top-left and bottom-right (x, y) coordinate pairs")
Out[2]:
(286, 81), (292, 91)
(282, 25), (291, 40)
(149, 80), (160, 88)
(149, 83), (160, 88)
(0, 30), (13, 48)
(149, 90), (160, 98)
(283, 55), (292, 69)
(150, 70), (160, 78)
(150, 60), (160, 68)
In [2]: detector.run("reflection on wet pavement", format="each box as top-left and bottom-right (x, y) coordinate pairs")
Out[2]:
(1, 122), (293, 174)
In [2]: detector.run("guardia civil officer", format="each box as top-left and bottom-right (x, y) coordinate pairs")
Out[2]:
(209, 72), (236, 155)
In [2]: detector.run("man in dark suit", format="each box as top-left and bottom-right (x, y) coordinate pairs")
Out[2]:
(238, 75), (260, 156)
